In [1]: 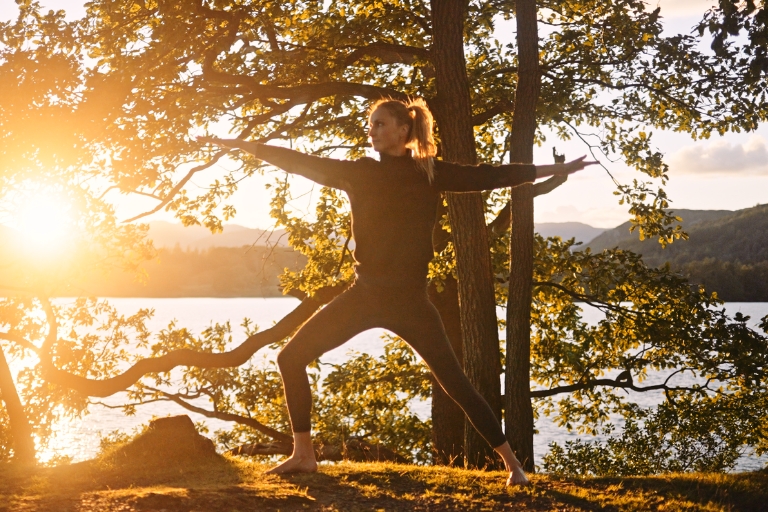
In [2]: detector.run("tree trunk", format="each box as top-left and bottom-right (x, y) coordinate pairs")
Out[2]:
(431, 0), (502, 469)
(505, 0), (540, 472)
(429, 198), (465, 466)
(0, 346), (36, 464)
(428, 276), (465, 465)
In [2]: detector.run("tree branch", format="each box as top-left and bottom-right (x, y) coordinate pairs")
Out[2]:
(471, 99), (513, 126)
(533, 174), (568, 197)
(142, 387), (293, 443)
(486, 176), (568, 237)
(0, 344), (36, 463)
(343, 42), (430, 67)
(533, 280), (640, 317)
(0, 332), (39, 354)
(41, 284), (348, 397)
(40, 297), (57, 360)
(203, 61), (407, 102)
(530, 377), (712, 398)
(121, 149), (230, 223)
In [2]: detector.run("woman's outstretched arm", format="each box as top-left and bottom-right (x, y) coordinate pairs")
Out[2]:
(197, 137), (357, 190)
(434, 155), (597, 192)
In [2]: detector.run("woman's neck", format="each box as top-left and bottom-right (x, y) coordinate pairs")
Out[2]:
(378, 147), (409, 158)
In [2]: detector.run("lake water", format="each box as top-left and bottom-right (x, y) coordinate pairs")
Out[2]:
(34, 298), (768, 472)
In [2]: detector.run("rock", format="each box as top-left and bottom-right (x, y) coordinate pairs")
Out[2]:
(105, 415), (218, 467)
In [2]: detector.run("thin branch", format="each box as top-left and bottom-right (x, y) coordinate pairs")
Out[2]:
(143, 386), (293, 443)
(203, 59), (407, 102)
(40, 298), (57, 360)
(530, 377), (712, 398)
(484, 65), (517, 76)
(127, 189), (163, 201)
(562, 120), (619, 186)
(533, 280), (640, 317)
(334, 235), (352, 277)
(122, 149), (231, 223)
(97, 185), (118, 201)
(486, 175), (568, 238)
(0, 332), (39, 354)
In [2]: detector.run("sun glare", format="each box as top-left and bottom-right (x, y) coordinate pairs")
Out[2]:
(13, 191), (73, 247)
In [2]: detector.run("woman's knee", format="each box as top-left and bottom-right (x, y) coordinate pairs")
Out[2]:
(276, 343), (306, 373)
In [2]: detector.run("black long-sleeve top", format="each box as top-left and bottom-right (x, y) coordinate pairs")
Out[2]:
(252, 145), (537, 286)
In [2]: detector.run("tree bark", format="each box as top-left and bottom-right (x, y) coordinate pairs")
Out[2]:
(0, 345), (36, 464)
(431, 0), (502, 469)
(428, 274), (465, 465)
(505, 0), (540, 472)
(428, 196), (465, 466)
(506, 185), (535, 471)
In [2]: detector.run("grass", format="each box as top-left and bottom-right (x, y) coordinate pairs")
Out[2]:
(0, 456), (766, 511)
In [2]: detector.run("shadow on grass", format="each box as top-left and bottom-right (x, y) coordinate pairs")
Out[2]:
(3, 459), (768, 511)
(537, 472), (768, 512)
(601, 473), (768, 512)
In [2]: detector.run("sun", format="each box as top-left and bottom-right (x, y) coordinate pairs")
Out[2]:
(13, 190), (74, 247)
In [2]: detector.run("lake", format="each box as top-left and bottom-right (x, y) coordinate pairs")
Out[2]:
(36, 298), (768, 471)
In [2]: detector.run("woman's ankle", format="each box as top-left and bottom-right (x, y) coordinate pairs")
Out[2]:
(291, 431), (316, 460)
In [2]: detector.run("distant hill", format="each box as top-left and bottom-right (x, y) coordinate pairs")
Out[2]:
(587, 206), (768, 267)
(78, 245), (306, 297)
(148, 221), (605, 250)
(0, 222), (302, 297)
(148, 221), (289, 250)
(586, 205), (768, 301)
(534, 222), (605, 245)
(3, 209), (766, 299)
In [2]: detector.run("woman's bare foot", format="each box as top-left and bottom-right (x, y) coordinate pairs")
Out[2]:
(506, 465), (530, 486)
(266, 455), (318, 475)
(494, 441), (531, 487)
(266, 432), (317, 475)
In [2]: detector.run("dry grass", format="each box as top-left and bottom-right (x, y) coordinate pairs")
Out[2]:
(0, 456), (766, 511)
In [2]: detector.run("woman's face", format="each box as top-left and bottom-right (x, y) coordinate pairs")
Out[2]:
(368, 107), (409, 156)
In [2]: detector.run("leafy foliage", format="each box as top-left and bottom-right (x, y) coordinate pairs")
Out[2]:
(543, 394), (768, 476)
(71, 0), (766, 242)
(524, 236), (768, 474)
(1, 0), (767, 473)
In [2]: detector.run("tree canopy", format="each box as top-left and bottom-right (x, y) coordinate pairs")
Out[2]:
(0, 0), (767, 472)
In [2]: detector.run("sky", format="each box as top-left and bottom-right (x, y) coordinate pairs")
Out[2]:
(2, 0), (767, 230)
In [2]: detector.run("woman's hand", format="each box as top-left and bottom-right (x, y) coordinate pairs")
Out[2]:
(535, 155), (598, 180)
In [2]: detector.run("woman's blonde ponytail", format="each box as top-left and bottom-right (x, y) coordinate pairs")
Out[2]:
(405, 98), (437, 182)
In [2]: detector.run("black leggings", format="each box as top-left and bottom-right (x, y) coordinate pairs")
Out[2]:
(276, 280), (507, 449)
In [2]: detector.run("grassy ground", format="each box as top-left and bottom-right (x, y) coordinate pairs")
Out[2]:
(0, 456), (766, 512)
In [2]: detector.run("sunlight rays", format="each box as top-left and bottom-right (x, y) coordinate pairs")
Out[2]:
(9, 186), (75, 251)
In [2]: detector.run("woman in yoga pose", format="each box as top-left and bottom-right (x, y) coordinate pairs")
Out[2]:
(199, 98), (594, 486)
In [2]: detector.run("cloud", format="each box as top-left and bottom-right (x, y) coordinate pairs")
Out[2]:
(669, 136), (768, 175)
(653, 0), (718, 18)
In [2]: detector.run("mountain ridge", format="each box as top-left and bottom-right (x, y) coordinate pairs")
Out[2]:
(147, 221), (290, 250)
(587, 205), (768, 267)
